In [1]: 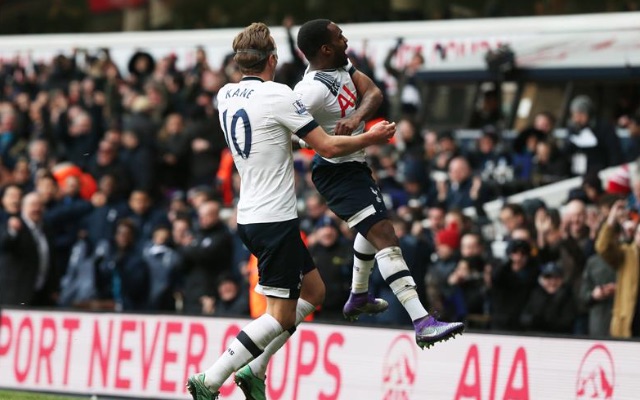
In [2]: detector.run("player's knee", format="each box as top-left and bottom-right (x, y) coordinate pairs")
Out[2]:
(301, 269), (326, 307)
(366, 220), (399, 249)
(301, 278), (325, 307)
(315, 281), (326, 306)
(279, 315), (297, 331)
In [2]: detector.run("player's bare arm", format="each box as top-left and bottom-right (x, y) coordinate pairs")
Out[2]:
(334, 70), (383, 135)
(303, 120), (395, 158)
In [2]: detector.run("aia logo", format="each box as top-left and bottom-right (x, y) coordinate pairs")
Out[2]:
(382, 334), (418, 399)
(576, 344), (615, 400)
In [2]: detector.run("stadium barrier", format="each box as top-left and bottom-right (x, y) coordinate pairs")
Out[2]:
(0, 308), (638, 399)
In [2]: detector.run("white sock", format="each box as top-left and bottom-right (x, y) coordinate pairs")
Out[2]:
(247, 299), (316, 379)
(203, 313), (283, 391)
(351, 233), (377, 294)
(376, 246), (428, 321)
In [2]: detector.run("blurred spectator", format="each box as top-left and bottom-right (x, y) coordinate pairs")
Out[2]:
(27, 139), (53, 179)
(56, 108), (96, 169)
(433, 156), (488, 210)
(309, 215), (352, 321)
(12, 158), (34, 192)
(532, 111), (556, 137)
(531, 140), (570, 186)
(579, 254), (616, 337)
(520, 262), (577, 333)
(122, 95), (160, 147)
(300, 192), (329, 240)
(167, 190), (191, 223)
(95, 218), (150, 311)
(184, 93), (227, 187)
(564, 198), (595, 260)
(48, 174), (93, 274)
(86, 140), (131, 198)
(210, 273), (249, 316)
(0, 184), (22, 225)
(448, 255), (490, 326)
(426, 222), (460, 319)
(499, 203), (527, 240)
(0, 192), (57, 306)
(512, 127), (544, 182)
(469, 89), (503, 130)
(384, 38), (424, 122)
(490, 238), (539, 331)
(536, 207), (586, 296)
(58, 236), (97, 308)
(564, 95), (623, 176)
(467, 128), (509, 177)
(179, 200), (233, 314)
(0, 108), (25, 169)
(625, 110), (640, 161)
(595, 199), (640, 338)
(127, 51), (155, 91)
(172, 214), (193, 250)
(432, 130), (460, 172)
(581, 171), (605, 206)
(273, 16), (306, 89)
(396, 117), (423, 156)
(84, 173), (126, 246)
(120, 130), (156, 193)
(143, 225), (182, 311)
(121, 190), (168, 246)
(157, 113), (190, 192)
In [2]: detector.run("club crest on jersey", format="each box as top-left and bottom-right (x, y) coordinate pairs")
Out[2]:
(293, 99), (307, 115)
(371, 187), (382, 203)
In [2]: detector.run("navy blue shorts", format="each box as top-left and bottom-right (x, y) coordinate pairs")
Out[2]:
(311, 158), (388, 236)
(237, 218), (315, 299)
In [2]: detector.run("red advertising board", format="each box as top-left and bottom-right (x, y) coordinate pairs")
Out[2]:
(0, 309), (638, 399)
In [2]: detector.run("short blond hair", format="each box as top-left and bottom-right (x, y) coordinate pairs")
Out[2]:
(232, 22), (275, 75)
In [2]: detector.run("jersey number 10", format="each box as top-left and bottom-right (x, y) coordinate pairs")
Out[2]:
(222, 109), (252, 159)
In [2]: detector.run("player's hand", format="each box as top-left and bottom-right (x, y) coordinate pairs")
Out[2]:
(335, 116), (361, 136)
(366, 120), (396, 144)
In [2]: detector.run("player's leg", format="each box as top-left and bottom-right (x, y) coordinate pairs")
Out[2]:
(187, 220), (302, 399)
(342, 232), (389, 320)
(233, 222), (323, 400)
(236, 269), (324, 399)
(364, 218), (465, 349)
(311, 160), (388, 320)
(188, 297), (292, 399)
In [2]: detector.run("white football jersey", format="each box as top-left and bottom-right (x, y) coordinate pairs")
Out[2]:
(217, 77), (318, 224)
(294, 61), (366, 164)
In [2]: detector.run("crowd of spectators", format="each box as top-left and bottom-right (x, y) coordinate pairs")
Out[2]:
(1, 21), (640, 340)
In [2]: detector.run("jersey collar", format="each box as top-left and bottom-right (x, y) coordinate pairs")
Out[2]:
(241, 76), (264, 82)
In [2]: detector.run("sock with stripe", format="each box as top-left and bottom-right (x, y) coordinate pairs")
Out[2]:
(376, 246), (428, 321)
(203, 313), (283, 391)
(351, 233), (377, 294)
(247, 298), (316, 379)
